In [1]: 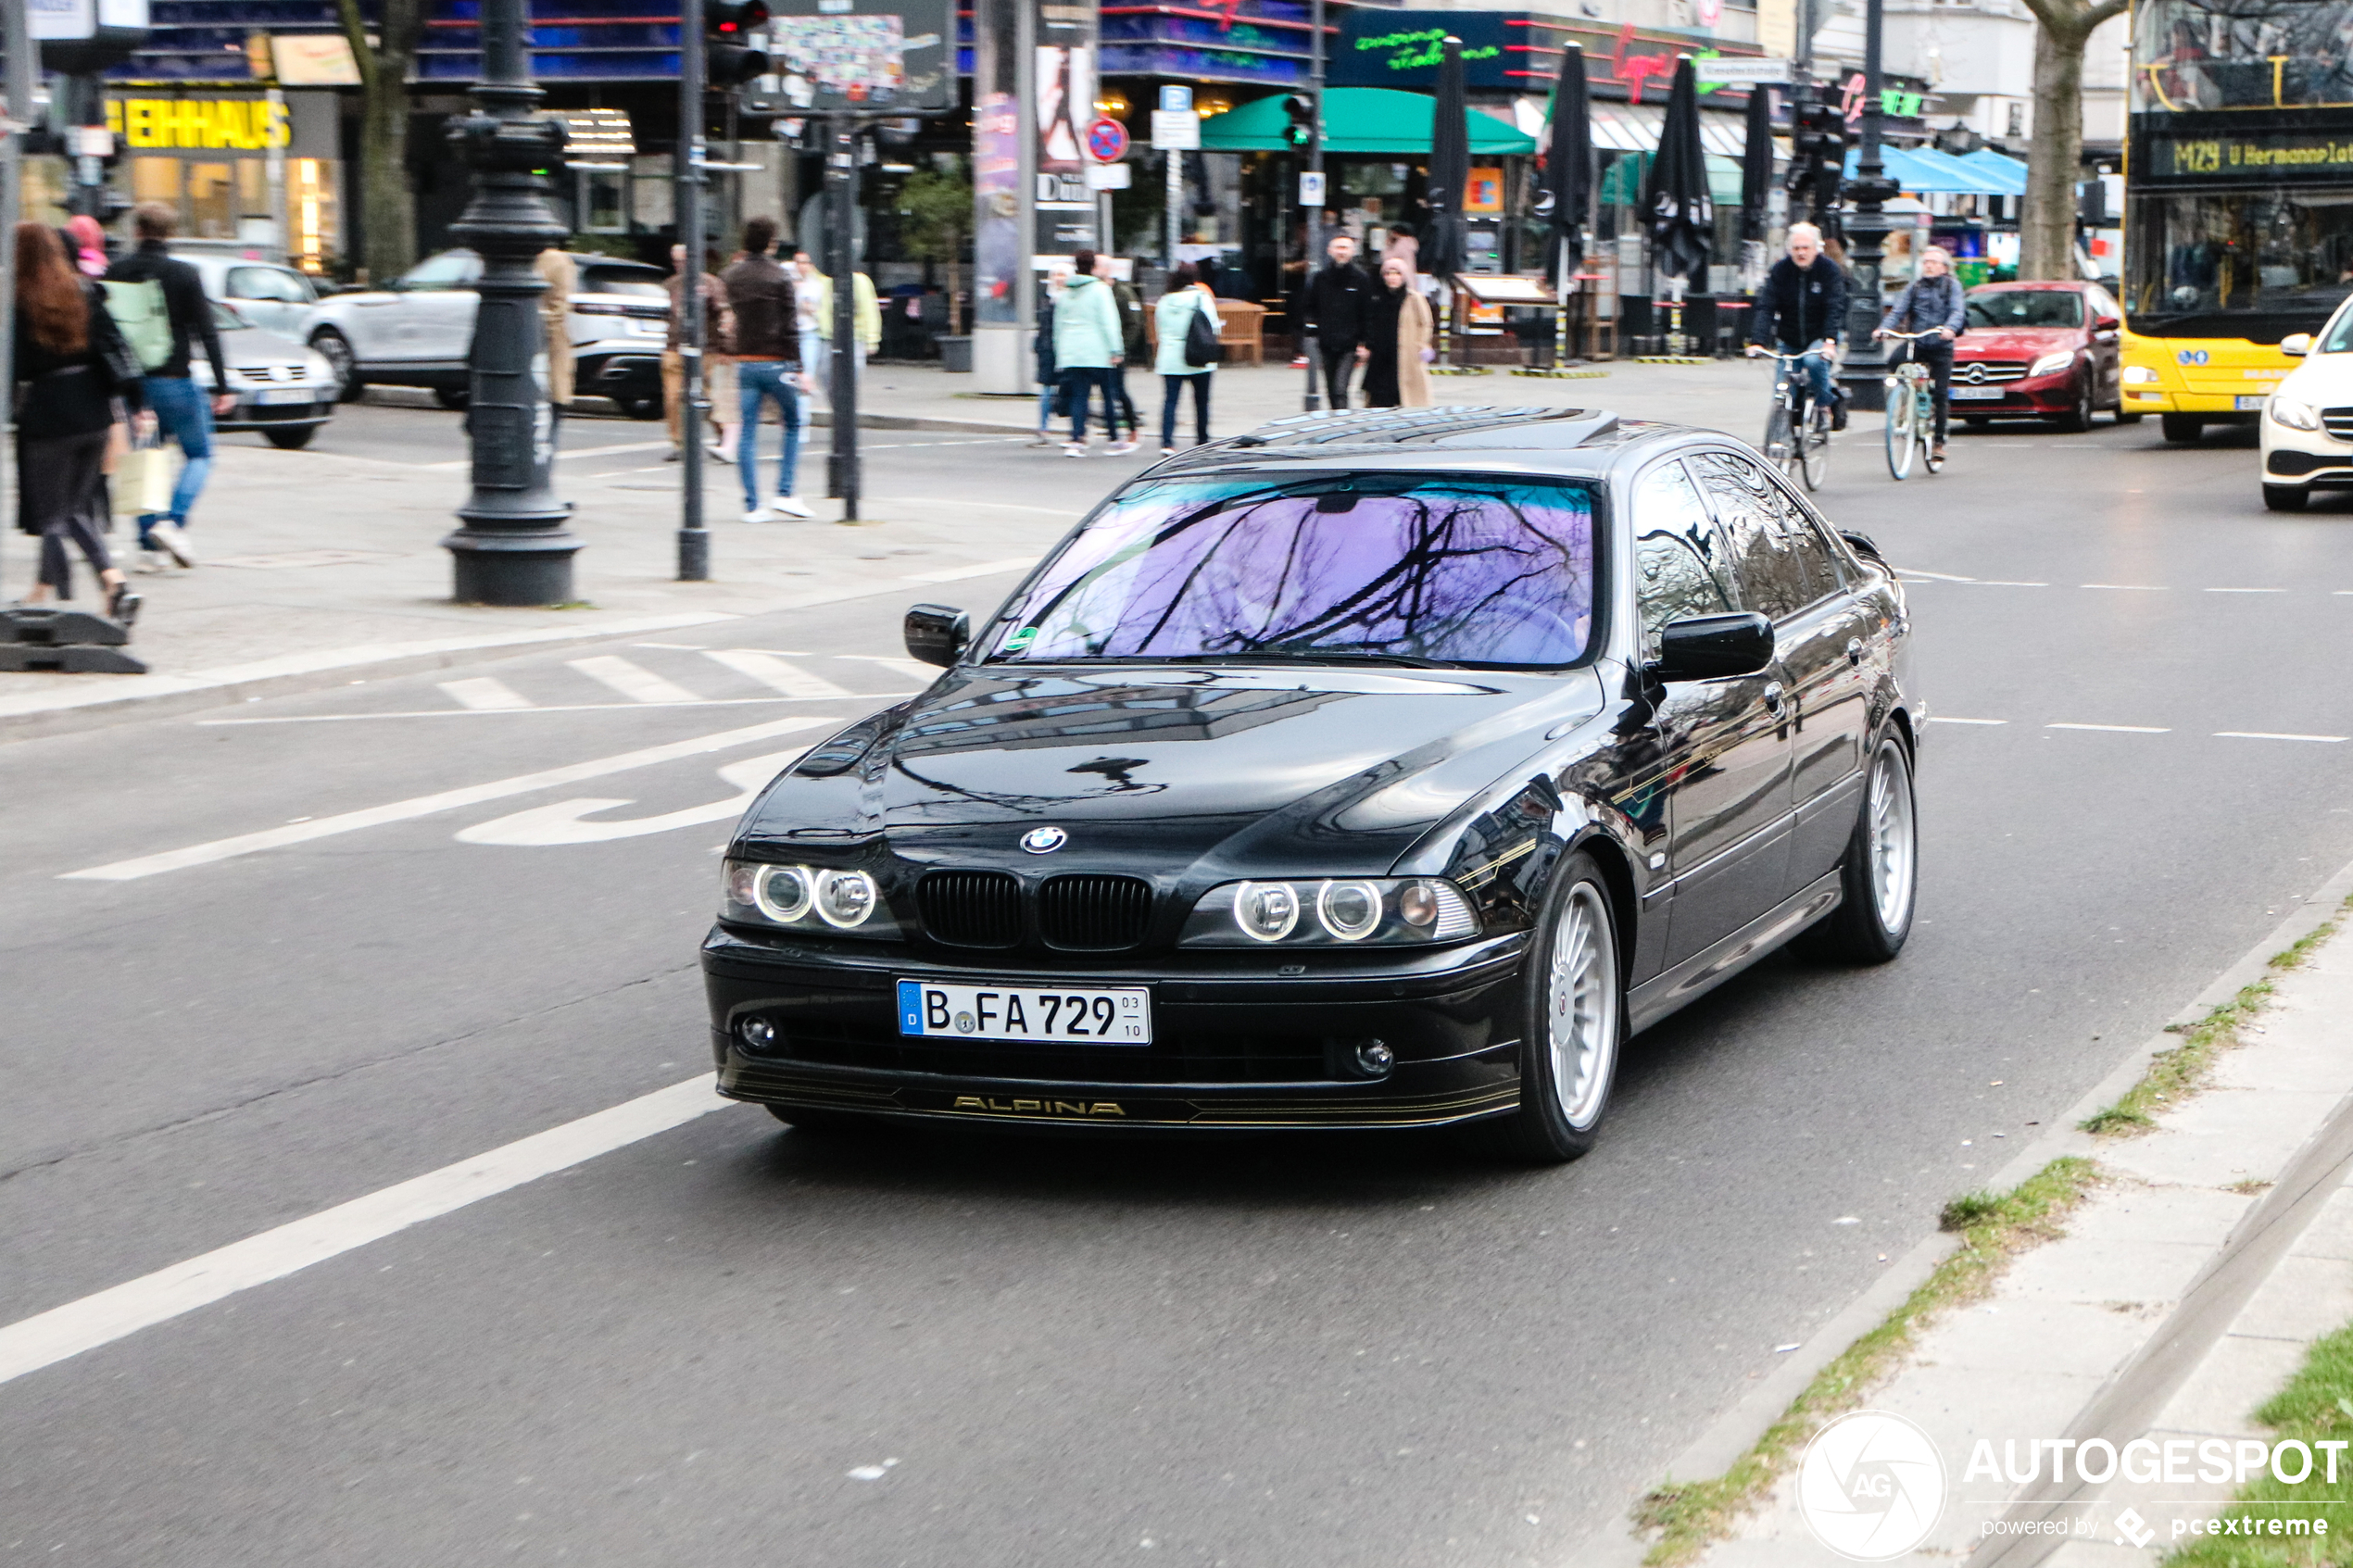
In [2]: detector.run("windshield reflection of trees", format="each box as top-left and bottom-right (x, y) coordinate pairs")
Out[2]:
(1001, 483), (1596, 668)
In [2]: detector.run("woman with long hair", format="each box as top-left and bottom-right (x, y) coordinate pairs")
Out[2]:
(11, 221), (142, 618)
(1152, 261), (1218, 453)
(1362, 254), (1435, 408)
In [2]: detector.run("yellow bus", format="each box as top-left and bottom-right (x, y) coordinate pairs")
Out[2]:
(2120, 0), (2353, 442)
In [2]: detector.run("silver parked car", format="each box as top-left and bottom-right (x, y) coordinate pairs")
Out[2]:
(189, 300), (340, 450)
(174, 252), (325, 341)
(301, 249), (671, 418)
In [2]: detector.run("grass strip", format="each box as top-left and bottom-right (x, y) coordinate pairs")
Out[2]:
(1630, 1156), (2100, 1567)
(2164, 1320), (2353, 1566)
(2080, 902), (2347, 1138)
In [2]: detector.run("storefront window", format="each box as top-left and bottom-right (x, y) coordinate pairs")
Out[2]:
(292, 158), (340, 274)
(188, 162), (234, 238)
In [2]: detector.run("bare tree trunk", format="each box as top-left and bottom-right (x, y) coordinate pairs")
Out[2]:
(2021, 22), (2086, 280)
(337, 0), (424, 283)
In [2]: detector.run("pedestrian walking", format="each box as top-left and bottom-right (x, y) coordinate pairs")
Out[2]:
(722, 216), (815, 521)
(807, 262), (880, 395)
(1302, 233), (1372, 408)
(1382, 221), (1419, 282)
(1031, 261), (1071, 446)
(1748, 221), (1850, 431)
(700, 247), (738, 463)
(533, 245), (576, 430)
(662, 244), (734, 460)
(1153, 262), (1219, 452)
(1053, 248), (1129, 454)
(104, 202), (230, 571)
(1875, 244), (1967, 463)
(790, 248), (824, 448)
(11, 223), (141, 620)
(1100, 253), (1148, 441)
(64, 215), (109, 279)
(1362, 254), (1435, 408)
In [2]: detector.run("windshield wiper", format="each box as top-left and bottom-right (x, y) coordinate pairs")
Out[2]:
(1202, 649), (1466, 670)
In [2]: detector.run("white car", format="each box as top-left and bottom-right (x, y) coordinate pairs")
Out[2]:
(2259, 304), (2353, 510)
(301, 249), (672, 417)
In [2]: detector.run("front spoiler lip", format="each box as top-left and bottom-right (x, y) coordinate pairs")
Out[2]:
(720, 1053), (1520, 1128)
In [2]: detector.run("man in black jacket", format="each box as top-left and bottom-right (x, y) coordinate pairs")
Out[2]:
(107, 203), (233, 569)
(1747, 221), (1850, 431)
(1302, 233), (1373, 408)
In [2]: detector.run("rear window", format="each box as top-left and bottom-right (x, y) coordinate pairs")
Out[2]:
(1967, 289), (2082, 329)
(580, 265), (667, 299)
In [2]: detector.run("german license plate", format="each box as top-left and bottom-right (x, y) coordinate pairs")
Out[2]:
(2236, 395), (2269, 410)
(1951, 385), (2005, 400)
(897, 980), (1151, 1045)
(257, 387), (314, 405)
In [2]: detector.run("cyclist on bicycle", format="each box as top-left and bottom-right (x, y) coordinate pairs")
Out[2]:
(1748, 222), (1850, 432)
(1874, 244), (1967, 463)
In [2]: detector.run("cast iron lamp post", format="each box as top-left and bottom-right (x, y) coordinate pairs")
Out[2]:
(440, 0), (579, 605)
(1839, 0), (1900, 413)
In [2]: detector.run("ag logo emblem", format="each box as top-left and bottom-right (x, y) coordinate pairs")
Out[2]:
(1796, 1410), (1946, 1561)
(1020, 825), (1068, 854)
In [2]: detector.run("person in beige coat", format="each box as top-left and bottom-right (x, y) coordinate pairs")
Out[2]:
(533, 247), (576, 413)
(1363, 254), (1435, 408)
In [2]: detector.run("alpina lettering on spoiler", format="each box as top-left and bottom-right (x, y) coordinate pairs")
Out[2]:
(951, 1097), (1127, 1118)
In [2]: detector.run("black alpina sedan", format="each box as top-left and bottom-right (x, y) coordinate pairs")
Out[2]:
(703, 406), (1919, 1160)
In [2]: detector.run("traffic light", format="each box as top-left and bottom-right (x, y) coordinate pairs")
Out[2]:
(1282, 92), (1315, 150)
(1786, 95), (1848, 221)
(705, 0), (772, 89)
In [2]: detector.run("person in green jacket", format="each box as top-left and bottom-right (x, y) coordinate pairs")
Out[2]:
(1052, 249), (1131, 455)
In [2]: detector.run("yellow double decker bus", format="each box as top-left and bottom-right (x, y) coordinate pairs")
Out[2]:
(2122, 0), (2353, 441)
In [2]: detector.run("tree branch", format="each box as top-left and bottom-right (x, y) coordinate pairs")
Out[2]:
(2016, 0), (2129, 45)
(333, 0), (378, 94)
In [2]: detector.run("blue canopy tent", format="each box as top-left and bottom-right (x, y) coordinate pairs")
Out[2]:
(1957, 148), (2030, 195)
(1843, 145), (2014, 195)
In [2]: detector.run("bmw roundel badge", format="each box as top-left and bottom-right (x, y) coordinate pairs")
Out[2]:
(1021, 825), (1068, 854)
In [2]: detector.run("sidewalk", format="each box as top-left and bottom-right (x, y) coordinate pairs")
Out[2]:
(0, 357), (1784, 737)
(1590, 865), (2353, 1567)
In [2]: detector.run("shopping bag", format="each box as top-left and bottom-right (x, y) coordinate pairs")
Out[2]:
(112, 439), (172, 519)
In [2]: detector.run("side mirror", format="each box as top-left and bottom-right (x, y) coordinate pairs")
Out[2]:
(2283, 332), (2312, 358)
(904, 603), (970, 668)
(1651, 612), (1774, 683)
(2094, 314), (2120, 332)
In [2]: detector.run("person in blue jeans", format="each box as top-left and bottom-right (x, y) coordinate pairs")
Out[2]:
(1746, 221), (1850, 433)
(721, 218), (813, 520)
(105, 202), (232, 570)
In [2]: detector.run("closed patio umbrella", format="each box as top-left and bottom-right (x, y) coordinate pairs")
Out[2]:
(1534, 43), (1593, 367)
(1739, 82), (1774, 244)
(1423, 35), (1470, 285)
(1642, 55), (1714, 287)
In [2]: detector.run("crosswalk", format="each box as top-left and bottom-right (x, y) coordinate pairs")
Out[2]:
(412, 646), (900, 716)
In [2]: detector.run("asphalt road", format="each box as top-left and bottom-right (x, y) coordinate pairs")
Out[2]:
(5, 414), (2351, 1567)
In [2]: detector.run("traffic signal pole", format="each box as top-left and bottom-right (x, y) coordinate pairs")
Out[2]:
(824, 117), (862, 521)
(1839, 0), (1894, 413)
(676, 0), (711, 579)
(1302, 0), (1325, 412)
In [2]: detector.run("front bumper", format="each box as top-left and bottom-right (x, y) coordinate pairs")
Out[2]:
(217, 395), (335, 433)
(702, 925), (1529, 1130)
(2261, 423), (2353, 488)
(1945, 369), (2076, 416)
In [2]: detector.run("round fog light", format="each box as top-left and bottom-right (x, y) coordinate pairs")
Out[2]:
(738, 1016), (777, 1052)
(1355, 1039), (1394, 1075)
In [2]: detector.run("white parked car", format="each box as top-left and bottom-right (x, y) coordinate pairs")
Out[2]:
(2259, 304), (2353, 510)
(173, 252), (326, 341)
(300, 249), (671, 417)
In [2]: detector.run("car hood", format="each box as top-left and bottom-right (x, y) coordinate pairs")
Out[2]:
(219, 322), (310, 362)
(737, 663), (1610, 875)
(1954, 327), (2081, 359)
(2279, 354), (2353, 402)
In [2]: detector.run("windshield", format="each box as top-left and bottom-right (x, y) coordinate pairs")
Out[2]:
(984, 475), (1598, 669)
(2132, 0), (2353, 112)
(581, 265), (667, 299)
(1967, 289), (2082, 328)
(2125, 191), (2353, 331)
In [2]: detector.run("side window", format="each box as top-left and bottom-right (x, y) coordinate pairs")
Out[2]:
(226, 266), (312, 304)
(1631, 458), (1737, 653)
(1755, 472), (1845, 606)
(400, 252), (482, 291)
(1692, 451), (1818, 621)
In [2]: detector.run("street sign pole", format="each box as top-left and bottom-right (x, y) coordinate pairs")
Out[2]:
(1302, 0), (1325, 411)
(825, 116), (862, 521)
(1, 0), (28, 600)
(1152, 86), (1193, 276)
(676, 0), (711, 578)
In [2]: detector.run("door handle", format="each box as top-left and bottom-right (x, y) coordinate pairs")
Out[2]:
(1846, 637), (1865, 668)
(1762, 681), (1786, 715)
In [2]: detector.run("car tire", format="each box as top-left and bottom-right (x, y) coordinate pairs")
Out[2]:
(2161, 413), (2205, 444)
(2050, 374), (2095, 433)
(765, 1104), (880, 1135)
(434, 387), (471, 411)
(617, 395), (661, 420)
(1801, 732), (1918, 965)
(2263, 483), (2310, 512)
(1467, 849), (1624, 1164)
(309, 330), (359, 403)
(263, 426), (318, 450)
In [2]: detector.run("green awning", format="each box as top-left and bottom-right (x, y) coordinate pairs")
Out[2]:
(1196, 87), (1539, 156)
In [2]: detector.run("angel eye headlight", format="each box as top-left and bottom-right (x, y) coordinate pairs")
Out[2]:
(814, 869), (880, 927)
(754, 863), (812, 922)
(1316, 880), (1382, 941)
(1233, 881), (1300, 941)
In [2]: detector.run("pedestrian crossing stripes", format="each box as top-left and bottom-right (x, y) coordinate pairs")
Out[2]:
(568, 656), (703, 705)
(438, 677), (534, 711)
(699, 648), (850, 698)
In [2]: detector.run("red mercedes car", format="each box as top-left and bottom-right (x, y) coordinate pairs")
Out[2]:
(1947, 281), (2130, 432)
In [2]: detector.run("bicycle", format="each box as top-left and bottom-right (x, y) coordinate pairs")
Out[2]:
(1879, 330), (1948, 481)
(1753, 346), (1832, 492)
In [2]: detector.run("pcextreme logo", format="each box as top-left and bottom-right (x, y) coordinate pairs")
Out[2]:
(1796, 1411), (1947, 1562)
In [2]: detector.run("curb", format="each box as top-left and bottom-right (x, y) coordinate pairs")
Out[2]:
(1573, 850), (2353, 1568)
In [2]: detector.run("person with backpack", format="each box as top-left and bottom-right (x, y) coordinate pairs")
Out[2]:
(1153, 263), (1220, 453)
(13, 223), (143, 620)
(104, 203), (229, 571)
(1874, 244), (1969, 463)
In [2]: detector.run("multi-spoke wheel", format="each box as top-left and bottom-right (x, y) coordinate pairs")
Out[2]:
(1472, 850), (1624, 1163)
(1800, 402), (1831, 491)
(1804, 732), (1918, 964)
(1765, 399), (1797, 479)
(1885, 372), (1918, 480)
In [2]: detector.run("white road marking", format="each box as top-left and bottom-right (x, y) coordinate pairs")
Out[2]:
(633, 642), (710, 650)
(1892, 568), (1980, 582)
(2216, 731), (2348, 744)
(2205, 587), (2285, 594)
(457, 748), (807, 846)
(1926, 716), (2007, 725)
(439, 677), (535, 711)
(905, 557), (1039, 583)
(837, 653), (942, 682)
(1972, 580), (2049, 588)
(61, 714), (838, 881)
(420, 441), (673, 472)
(2082, 583), (2169, 592)
(701, 648), (849, 698)
(569, 656), (703, 705)
(2047, 722), (2171, 734)
(197, 694), (915, 724)
(0, 1076), (729, 1388)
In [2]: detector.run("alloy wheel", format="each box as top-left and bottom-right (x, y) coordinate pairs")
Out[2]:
(1868, 744), (1917, 935)
(1547, 882), (1620, 1132)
